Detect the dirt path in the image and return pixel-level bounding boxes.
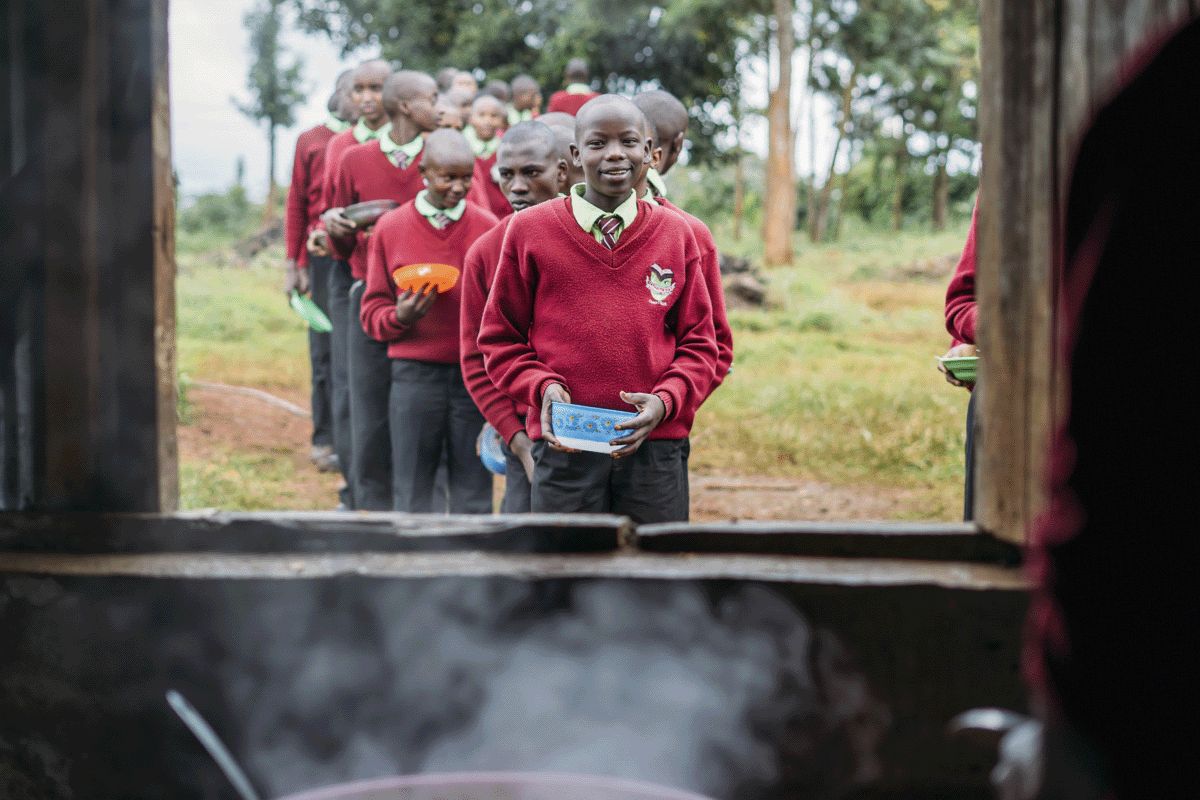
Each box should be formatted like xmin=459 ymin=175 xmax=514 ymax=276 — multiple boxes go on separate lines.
xmin=180 ymin=384 xmax=917 ymax=520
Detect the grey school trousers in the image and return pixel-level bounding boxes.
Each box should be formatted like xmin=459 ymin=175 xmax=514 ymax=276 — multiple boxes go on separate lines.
xmin=326 ymin=258 xmax=355 ymax=507
xmin=347 ymin=279 xmax=394 ymax=511
xmin=306 ymin=254 xmax=334 ymax=449
xmin=388 ymin=358 xmax=492 ymax=514
xmin=530 ymin=438 xmax=690 ymax=523
xmin=500 ymin=436 xmax=532 ymax=513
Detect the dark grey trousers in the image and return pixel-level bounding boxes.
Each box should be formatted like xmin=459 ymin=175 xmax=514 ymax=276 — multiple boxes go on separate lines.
xmin=347 ymin=279 xmax=394 ymax=511
xmin=326 ymin=258 xmax=354 ymax=507
xmin=500 ymin=435 xmax=532 ymax=513
xmin=964 ymin=387 xmax=977 ymax=522
xmin=388 ymin=359 xmax=492 ymax=514
xmin=306 ymin=254 xmax=334 ymax=448
xmin=530 ymin=438 xmax=690 ymax=523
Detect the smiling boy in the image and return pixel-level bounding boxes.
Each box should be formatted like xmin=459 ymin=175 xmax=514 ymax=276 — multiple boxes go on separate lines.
xmin=459 ymin=122 xmax=567 ymax=512
xmin=360 ymin=130 xmax=498 ymax=513
xmin=464 ymin=95 xmax=513 ymax=218
xmin=478 ymin=95 xmax=718 ymax=522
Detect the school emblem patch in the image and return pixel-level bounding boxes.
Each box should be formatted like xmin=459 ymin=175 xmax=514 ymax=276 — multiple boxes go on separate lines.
xmin=645 ymin=263 xmax=676 ymax=306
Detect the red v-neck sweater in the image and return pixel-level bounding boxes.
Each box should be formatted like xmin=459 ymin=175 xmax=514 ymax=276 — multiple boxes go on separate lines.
xmin=361 ymin=200 xmax=498 ymax=363
xmin=460 ymin=215 xmax=527 ymax=444
xmin=328 ymin=141 xmax=427 ymax=281
xmin=471 ymin=152 xmax=513 ymax=220
xmin=653 ymin=196 xmax=734 ymax=392
xmin=285 ymin=123 xmax=336 ymax=267
xmin=478 ymin=196 xmax=718 ymax=441
xmin=320 ymin=129 xmax=359 ymax=216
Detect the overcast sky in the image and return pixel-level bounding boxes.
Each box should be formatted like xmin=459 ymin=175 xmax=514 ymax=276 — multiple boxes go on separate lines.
xmin=168 ymin=0 xmax=845 ymax=203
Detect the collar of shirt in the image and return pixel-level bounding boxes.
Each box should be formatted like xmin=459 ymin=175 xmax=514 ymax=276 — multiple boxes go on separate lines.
xmin=566 ymin=83 xmax=592 ymax=94
xmin=378 ymin=131 xmax=425 ymax=167
xmin=415 ymin=189 xmax=466 ymax=227
xmin=325 ymin=115 xmax=351 ymax=134
xmin=570 ymin=183 xmax=638 ymax=244
xmin=463 ymin=125 xmax=500 ymax=158
xmin=353 ymin=118 xmax=392 ymax=144
xmin=508 ymin=108 xmax=534 ymax=126
xmin=646 ymin=167 xmax=668 ymax=198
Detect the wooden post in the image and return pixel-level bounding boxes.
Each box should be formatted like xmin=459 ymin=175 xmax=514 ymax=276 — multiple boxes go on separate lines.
xmin=976 ymin=0 xmax=1197 ymax=543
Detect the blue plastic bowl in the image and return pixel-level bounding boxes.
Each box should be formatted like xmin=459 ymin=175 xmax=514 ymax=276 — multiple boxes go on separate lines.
xmin=550 ymin=402 xmax=639 ymax=454
xmin=479 ymin=423 xmax=506 ymax=475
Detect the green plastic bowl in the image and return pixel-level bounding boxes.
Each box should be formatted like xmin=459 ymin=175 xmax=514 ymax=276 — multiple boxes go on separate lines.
xmin=290 ymin=292 xmax=333 ymax=333
xmin=938 ymin=355 xmax=978 ymax=383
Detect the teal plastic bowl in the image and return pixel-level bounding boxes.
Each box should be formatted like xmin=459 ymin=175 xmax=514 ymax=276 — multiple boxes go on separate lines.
xmin=550 ymin=402 xmax=638 ymax=454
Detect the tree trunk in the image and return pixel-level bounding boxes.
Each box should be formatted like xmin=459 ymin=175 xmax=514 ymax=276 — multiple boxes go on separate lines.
xmin=805 ymin=32 xmax=818 ymax=243
xmin=931 ymin=157 xmax=948 ymax=231
xmin=733 ymin=148 xmax=744 ymax=242
xmin=762 ymin=0 xmax=796 ymax=267
xmin=891 ymin=141 xmax=905 ymax=231
xmin=265 ymin=123 xmax=277 ymax=223
xmin=810 ymin=71 xmax=854 ymax=243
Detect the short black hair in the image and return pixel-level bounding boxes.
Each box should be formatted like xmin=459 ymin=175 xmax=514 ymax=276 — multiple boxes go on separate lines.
xmin=498 ymin=120 xmax=559 ymax=157
xmin=564 ymin=58 xmax=590 ymax=84
xmin=484 ymin=79 xmax=511 ymax=102
xmin=633 ymin=90 xmax=689 ymax=146
xmin=435 ymin=67 xmax=459 ymax=92
xmin=511 ymin=74 xmax=539 ymax=94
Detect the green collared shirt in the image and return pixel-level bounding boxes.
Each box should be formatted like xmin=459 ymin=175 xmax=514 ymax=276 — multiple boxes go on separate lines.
xmin=463 ymin=125 xmax=499 ymax=158
xmin=570 ymin=183 xmax=638 ymax=246
xmin=415 ymin=190 xmax=466 ymax=229
xmin=565 ymin=83 xmax=592 ymax=94
xmin=353 ymin=118 xmax=392 ymax=144
xmin=325 ymin=114 xmax=351 ymax=134
xmin=378 ymin=131 xmax=424 ymax=168
xmin=508 ymin=108 xmax=535 ymax=126
xmin=646 ymin=167 xmax=668 ymax=198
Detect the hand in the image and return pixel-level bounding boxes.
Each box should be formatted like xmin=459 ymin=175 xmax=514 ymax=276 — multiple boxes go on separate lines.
xmin=540 ymin=383 xmax=579 ymax=453
xmin=610 ymin=390 xmax=666 ymax=457
xmin=284 ymin=258 xmax=309 ymax=297
xmin=394 ymin=284 xmax=438 ymax=326
xmin=306 ymin=228 xmax=330 ymax=257
xmin=939 ymin=343 xmax=978 ymax=388
xmin=509 ymin=431 xmax=536 ymax=481
xmin=321 ymin=207 xmax=356 ymax=239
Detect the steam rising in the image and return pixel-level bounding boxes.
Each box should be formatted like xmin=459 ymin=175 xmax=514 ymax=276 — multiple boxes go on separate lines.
xmin=215 ymin=579 xmax=890 ymax=800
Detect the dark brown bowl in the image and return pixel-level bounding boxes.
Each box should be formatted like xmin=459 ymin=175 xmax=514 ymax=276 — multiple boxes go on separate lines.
xmin=344 ymin=199 xmax=400 ymax=226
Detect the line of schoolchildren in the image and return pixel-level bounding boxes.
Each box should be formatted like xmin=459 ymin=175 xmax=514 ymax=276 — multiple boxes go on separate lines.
xmin=285 ymin=58 xmax=732 ymax=524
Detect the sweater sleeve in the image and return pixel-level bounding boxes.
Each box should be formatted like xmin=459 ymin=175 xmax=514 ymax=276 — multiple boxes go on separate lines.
xmin=945 ymin=197 xmax=979 ymax=346
xmin=284 ymin=137 xmax=309 ymax=263
xmin=459 ymin=235 xmax=527 ymax=444
xmin=359 ymin=219 xmax=411 ymax=343
xmin=697 ymin=234 xmax=733 ymax=393
xmin=651 ymin=242 xmax=719 ymax=422
xmin=327 ymin=151 xmax=358 ymax=263
xmin=478 ymin=224 xmax=568 ymax=411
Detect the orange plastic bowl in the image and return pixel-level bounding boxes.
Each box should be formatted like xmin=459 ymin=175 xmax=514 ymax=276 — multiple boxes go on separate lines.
xmin=392 ymin=263 xmax=460 ymax=293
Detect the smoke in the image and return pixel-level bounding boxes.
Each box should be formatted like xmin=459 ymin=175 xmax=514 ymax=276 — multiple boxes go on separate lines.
xmin=214 ymin=578 xmax=890 ymax=800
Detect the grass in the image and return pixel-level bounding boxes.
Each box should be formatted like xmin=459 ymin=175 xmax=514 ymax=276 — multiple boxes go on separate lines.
xmin=175 ymin=216 xmax=973 ymax=520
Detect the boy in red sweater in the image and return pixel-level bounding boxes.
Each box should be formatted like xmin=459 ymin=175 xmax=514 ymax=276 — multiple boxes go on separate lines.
xmin=507 ymin=75 xmax=542 ymax=125
xmin=478 ymin=95 xmax=718 ymax=523
xmin=546 ymin=58 xmax=599 ymax=115
xmin=633 ymin=93 xmax=733 ymax=392
xmin=284 ymin=70 xmax=354 ymax=476
xmin=361 ymin=129 xmax=499 ymax=513
xmin=460 ymin=121 xmax=567 ymax=512
xmin=464 ymin=95 xmax=512 ymax=219
xmin=326 ymin=69 xmax=440 ymax=510
xmin=315 ymin=59 xmax=393 ymax=510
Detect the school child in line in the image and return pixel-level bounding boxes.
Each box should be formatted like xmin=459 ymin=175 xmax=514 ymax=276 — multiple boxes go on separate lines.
xmin=632 ymin=90 xmax=688 ymax=196
xmin=633 ymin=94 xmax=733 ymax=390
xmin=484 ymin=79 xmax=511 ymax=104
xmin=546 ymin=58 xmax=599 ymax=115
xmin=445 ymin=87 xmax=476 ymax=124
xmin=285 ymin=70 xmax=355 ymax=480
xmin=508 ymin=75 xmax=542 ymax=126
xmin=360 ymin=129 xmax=498 ymax=513
xmin=434 ymin=96 xmax=465 ymax=131
xmin=459 ymin=121 xmax=568 ymax=512
xmin=537 ymin=112 xmax=585 ymax=192
xmin=435 ymin=67 xmax=459 ymax=93
xmin=316 ymin=59 xmax=394 ymax=510
xmin=326 ymin=70 xmax=440 ymax=510
xmin=451 ymin=70 xmax=478 ymax=95
xmin=478 ymin=96 xmax=719 ymax=523
xmin=464 ymin=95 xmax=513 ymax=219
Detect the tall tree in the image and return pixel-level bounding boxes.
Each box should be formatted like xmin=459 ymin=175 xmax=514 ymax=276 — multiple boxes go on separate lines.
xmin=762 ymin=0 xmax=796 ymax=266
xmin=234 ymin=0 xmax=307 ymax=220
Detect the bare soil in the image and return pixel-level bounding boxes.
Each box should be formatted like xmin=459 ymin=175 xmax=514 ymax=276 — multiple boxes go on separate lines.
xmin=180 ymin=384 xmax=917 ymax=520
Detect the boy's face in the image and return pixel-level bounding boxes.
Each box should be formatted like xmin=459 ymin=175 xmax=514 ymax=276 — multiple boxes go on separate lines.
xmin=420 ymin=156 xmax=475 ymax=209
xmin=469 ymin=102 xmax=507 ymax=141
xmin=352 ymin=66 xmax=390 ymax=125
xmin=435 ymin=102 xmax=464 ymax=131
xmin=497 ymin=140 xmax=565 ymax=212
xmin=571 ymin=106 xmax=651 ymax=200
xmin=514 ymin=89 xmax=541 ymax=111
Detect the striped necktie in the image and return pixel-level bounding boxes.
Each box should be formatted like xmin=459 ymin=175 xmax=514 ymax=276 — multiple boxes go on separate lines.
xmin=433 ymin=212 xmax=450 ymax=229
xmin=393 ymin=152 xmax=410 ymax=169
xmin=597 ymin=215 xmax=621 ymax=249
